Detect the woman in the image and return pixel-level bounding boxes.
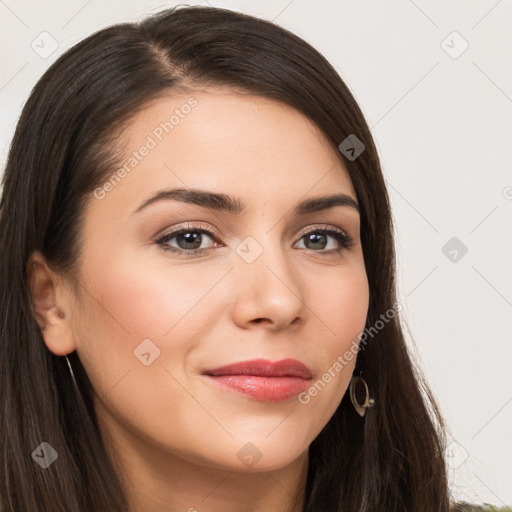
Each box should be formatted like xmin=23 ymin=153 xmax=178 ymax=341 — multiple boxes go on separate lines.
xmin=0 ymin=5 xmax=451 ymax=511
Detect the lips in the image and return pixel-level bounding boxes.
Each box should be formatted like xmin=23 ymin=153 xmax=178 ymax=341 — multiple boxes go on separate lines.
xmin=202 ymin=358 xmax=313 ymax=380
xmin=202 ymin=358 xmax=313 ymax=402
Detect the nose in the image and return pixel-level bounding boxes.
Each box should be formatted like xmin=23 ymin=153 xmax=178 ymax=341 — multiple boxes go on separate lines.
xmin=230 ymin=237 xmax=307 ymax=330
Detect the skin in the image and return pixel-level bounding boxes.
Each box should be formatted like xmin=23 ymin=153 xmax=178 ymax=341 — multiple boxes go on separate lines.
xmin=28 ymin=88 xmax=369 ymax=512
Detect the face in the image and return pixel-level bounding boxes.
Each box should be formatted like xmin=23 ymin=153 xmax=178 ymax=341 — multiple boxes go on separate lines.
xmin=35 ymin=88 xmax=369 ymax=474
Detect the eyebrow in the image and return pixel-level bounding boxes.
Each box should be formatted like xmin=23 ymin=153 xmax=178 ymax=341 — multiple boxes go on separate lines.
xmin=132 ymin=188 xmax=360 ymax=216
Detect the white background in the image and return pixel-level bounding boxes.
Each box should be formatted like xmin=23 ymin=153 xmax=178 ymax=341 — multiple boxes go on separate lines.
xmin=1 ymin=0 xmax=511 ymax=506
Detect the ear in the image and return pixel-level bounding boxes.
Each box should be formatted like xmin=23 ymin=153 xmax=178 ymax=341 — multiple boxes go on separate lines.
xmin=26 ymin=251 xmax=77 ymax=356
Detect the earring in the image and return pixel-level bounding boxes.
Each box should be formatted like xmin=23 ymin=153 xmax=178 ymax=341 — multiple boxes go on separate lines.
xmin=349 ymin=375 xmax=375 ymax=417
xmin=65 ymin=354 xmax=77 ymax=386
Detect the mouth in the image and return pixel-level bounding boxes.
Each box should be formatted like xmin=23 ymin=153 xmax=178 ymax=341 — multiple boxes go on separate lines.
xmin=202 ymin=358 xmax=313 ymax=402
xmin=202 ymin=358 xmax=313 ymax=379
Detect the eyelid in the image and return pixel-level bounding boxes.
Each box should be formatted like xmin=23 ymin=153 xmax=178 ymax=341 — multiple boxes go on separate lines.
xmin=155 ymin=221 xmax=222 ymax=242
xmin=296 ymin=223 xmax=348 ymax=239
xmin=156 ymin=222 xmax=351 ymax=244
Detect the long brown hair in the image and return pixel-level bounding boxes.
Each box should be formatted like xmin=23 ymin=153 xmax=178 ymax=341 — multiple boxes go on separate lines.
xmin=0 ymin=5 xmax=450 ymax=511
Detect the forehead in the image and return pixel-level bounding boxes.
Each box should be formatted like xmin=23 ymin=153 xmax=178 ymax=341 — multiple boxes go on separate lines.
xmin=88 ymin=88 xmax=356 ymax=221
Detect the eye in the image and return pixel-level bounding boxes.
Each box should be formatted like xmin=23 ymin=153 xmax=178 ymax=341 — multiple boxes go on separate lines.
xmin=155 ymin=223 xmax=221 ymax=257
xmin=295 ymin=226 xmax=355 ymax=254
xmin=155 ymin=223 xmax=355 ymax=258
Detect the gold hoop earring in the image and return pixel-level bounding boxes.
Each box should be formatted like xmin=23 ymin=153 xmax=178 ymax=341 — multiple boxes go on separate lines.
xmin=349 ymin=375 xmax=375 ymax=417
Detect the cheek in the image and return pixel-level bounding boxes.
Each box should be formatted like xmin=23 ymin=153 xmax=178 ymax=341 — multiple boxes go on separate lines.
xmin=71 ymin=251 xmax=219 ymax=445
xmin=78 ymin=247 xmax=220 ymax=339
xmin=72 ymin=248 xmax=227 ymax=389
xmin=314 ymin=264 xmax=369 ymax=392
xmin=319 ymin=263 xmax=370 ymax=351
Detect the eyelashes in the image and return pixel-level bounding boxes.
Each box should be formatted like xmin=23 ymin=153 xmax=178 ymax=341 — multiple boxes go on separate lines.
xmin=155 ymin=222 xmax=356 ymax=258
xmin=156 ymin=224 xmax=221 ymax=257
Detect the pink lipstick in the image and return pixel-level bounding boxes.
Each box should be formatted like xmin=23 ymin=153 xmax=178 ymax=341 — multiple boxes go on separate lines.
xmin=202 ymin=358 xmax=312 ymax=402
